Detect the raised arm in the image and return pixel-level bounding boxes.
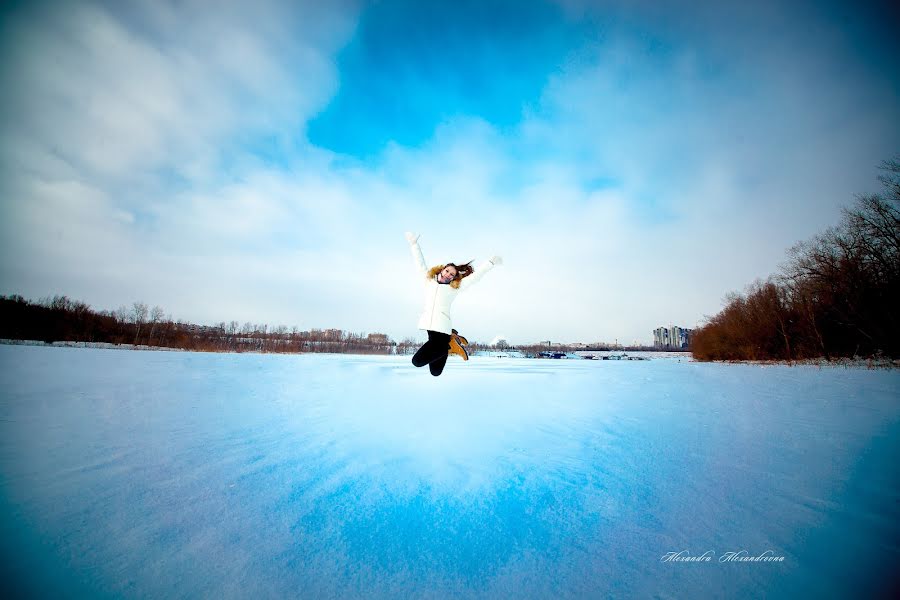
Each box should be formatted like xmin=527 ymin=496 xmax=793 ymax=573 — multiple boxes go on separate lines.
xmin=406 ymin=231 xmax=427 ymax=277
xmin=459 ymin=255 xmax=503 ymax=291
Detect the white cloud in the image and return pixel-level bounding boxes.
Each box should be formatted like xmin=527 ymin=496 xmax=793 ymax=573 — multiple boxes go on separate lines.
xmin=1 ymin=1 xmax=352 ymax=180
xmin=1 ymin=0 xmax=358 ymax=321
xmin=1 ymin=0 xmax=897 ymax=347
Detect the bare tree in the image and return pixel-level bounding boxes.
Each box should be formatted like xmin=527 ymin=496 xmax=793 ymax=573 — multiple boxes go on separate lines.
xmin=147 ymin=305 xmax=165 ymax=346
xmin=132 ymin=302 xmax=149 ymax=345
xmin=696 ymin=157 xmax=900 ymax=360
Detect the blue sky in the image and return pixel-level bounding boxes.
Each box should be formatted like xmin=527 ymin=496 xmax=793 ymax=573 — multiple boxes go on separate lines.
xmin=1 ymin=0 xmax=898 ymax=345
xmin=307 ymin=0 xmax=591 ymax=157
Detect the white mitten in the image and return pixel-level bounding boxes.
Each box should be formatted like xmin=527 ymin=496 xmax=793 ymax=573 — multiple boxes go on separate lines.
xmin=405 ymin=231 xmax=420 ymax=244
xmin=490 ymin=255 xmax=503 ymax=266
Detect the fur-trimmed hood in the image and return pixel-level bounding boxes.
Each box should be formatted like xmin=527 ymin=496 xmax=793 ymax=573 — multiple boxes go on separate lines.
xmin=426 ymin=264 xmax=471 ymax=289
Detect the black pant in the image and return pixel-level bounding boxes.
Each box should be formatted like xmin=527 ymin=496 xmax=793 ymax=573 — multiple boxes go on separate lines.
xmin=411 ymin=330 xmax=451 ymax=376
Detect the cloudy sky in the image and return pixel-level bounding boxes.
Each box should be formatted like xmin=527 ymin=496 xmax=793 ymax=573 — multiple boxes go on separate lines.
xmin=1 ymin=0 xmax=898 ymax=346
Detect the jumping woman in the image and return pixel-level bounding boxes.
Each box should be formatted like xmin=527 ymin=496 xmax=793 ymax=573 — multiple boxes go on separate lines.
xmin=405 ymin=231 xmax=503 ymax=376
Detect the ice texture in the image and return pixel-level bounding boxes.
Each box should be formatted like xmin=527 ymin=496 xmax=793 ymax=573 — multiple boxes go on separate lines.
xmin=1 ymin=346 xmax=898 ymax=598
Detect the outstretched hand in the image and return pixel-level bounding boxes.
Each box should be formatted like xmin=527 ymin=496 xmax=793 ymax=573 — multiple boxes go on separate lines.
xmin=490 ymin=255 xmax=503 ymax=266
xmin=405 ymin=231 xmax=420 ymax=244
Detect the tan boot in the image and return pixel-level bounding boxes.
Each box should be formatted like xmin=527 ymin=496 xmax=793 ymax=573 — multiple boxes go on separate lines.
xmin=449 ymin=330 xmax=469 ymax=360
xmin=451 ymin=329 xmax=469 ymax=346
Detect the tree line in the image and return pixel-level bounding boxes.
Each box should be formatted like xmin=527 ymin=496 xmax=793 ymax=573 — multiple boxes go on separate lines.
xmin=0 ymin=294 xmax=649 ymax=357
xmin=692 ymin=159 xmax=900 ymax=361
xmin=0 ymin=295 xmax=396 ymax=354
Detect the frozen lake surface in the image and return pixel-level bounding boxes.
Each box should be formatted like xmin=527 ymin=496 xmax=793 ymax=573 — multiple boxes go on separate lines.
xmin=1 ymin=345 xmax=899 ymax=598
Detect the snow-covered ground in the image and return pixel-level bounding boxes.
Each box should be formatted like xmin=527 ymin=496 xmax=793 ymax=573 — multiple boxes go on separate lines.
xmin=1 ymin=345 xmax=898 ymax=598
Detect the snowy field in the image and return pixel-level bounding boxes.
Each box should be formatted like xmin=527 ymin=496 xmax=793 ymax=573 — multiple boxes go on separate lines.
xmin=1 ymin=345 xmax=899 ymax=598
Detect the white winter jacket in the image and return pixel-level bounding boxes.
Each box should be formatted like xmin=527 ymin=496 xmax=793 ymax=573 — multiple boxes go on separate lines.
xmin=409 ymin=239 xmax=496 ymax=334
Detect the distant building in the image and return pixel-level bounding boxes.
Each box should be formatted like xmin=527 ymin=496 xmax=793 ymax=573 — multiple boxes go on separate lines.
xmin=185 ymin=324 xmax=224 ymax=334
xmin=653 ymin=325 xmax=692 ymax=349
